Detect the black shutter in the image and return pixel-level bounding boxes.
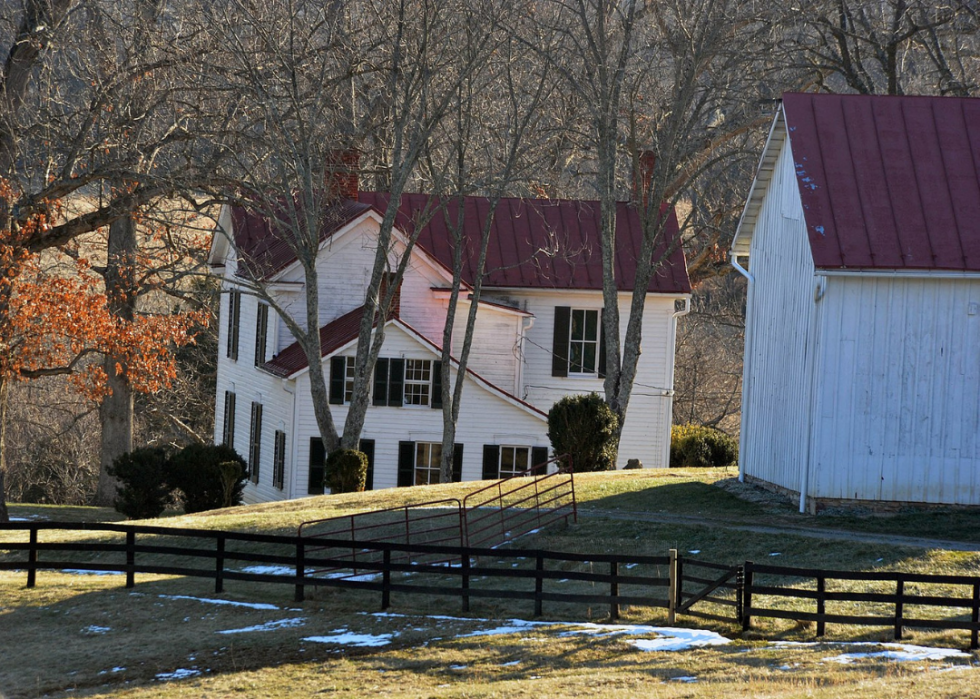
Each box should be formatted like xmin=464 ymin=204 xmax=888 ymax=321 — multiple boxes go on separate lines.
xmin=249 ymin=403 xmax=263 ymax=484
xmin=452 ymin=443 xmax=464 ymax=482
xmin=431 ymin=360 xmax=443 ymax=409
xmin=397 ymin=441 xmax=415 ymax=487
xmin=308 ymin=438 xmax=325 ymax=495
xmin=482 ymin=445 xmax=500 ymax=480
xmin=222 ymin=391 xmax=236 ymax=447
xmin=388 ymin=358 xmax=405 ymax=407
xmin=552 ymin=306 xmax=570 ymax=377
xmin=273 ymin=430 xmax=286 ymax=490
xmin=329 ymin=357 xmax=346 ymax=404
xmin=254 ymin=303 xmax=268 ymax=367
xmin=227 ymin=290 xmax=240 ymax=360
xmin=597 ymin=310 xmax=607 ymax=378
xmin=359 ymin=439 xmax=375 ymax=491
xmin=373 ymin=358 xmax=389 ymax=406
xmin=531 ymin=447 xmax=550 ymax=472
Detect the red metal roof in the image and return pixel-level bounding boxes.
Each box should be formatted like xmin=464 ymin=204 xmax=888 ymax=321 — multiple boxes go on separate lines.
xmin=231 ymin=193 xmax=691 ymax=294
xmin=782 ymin=92 xmax=980 ymax=272
xmin=261 ymin=305 xmax=367 ymax=377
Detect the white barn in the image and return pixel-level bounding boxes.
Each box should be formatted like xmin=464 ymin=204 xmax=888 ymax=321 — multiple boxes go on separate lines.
xmin=209 ymin=185 xmax=691 ymax=504
xmin=733 ymin=92 xmax=980 ymax=512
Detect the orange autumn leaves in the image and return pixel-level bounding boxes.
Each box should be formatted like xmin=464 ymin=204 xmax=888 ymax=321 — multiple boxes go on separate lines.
xmin=0 ymin=185 xmax=206 ymax=401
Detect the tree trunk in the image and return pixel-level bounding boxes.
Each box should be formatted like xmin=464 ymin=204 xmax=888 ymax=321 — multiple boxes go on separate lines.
xmin=0 ymin=375 xmax=10 ymax=523
xmin=95 ymin=214 xmax=137 ymax=506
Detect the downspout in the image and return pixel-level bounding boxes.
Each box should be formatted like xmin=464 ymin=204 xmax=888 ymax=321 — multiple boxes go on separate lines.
xmin=731 ymin=253 xmax=754 ymax=483
xmin=283 ymin=380 xmax=297 ymax=499
xmin=662 ymin=297 xmax=691 ymax=469
xmin=518 ymin=315 xmax=535 ymax=399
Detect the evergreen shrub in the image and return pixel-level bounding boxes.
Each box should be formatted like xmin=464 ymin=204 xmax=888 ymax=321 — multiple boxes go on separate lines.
xmin=547 ymin=393 xmax=618 ymax=472
xmin=107 ymin=447 xmax=172 ymax=520
xmin=324 ymin=449 xmax=368 ymax=493
xmin=167 ymin=443 xmax=247 ymax=513
xmin=670 ymin=424 xmax=738 ymax=467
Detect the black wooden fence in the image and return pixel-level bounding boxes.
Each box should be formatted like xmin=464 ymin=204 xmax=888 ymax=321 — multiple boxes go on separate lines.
xmin=3 ymin=522 xmax=979 ymax=649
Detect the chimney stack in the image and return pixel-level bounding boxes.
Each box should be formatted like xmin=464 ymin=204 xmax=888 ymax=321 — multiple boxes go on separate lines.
xmin=633 ymin=150 xmax=656 ymax=207
xmin=326 ymin=149 xmax=359 ymax=201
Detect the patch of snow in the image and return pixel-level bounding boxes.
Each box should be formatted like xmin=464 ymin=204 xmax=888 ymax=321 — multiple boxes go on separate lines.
xmin=774 ymin=641 xmax=970 ymax=663
xmin=61 ymin=569 xmax=124 ymax=576
xmin=769 ymin=552 xmax=781 ymax=557
xmin=158 ymin=594 xmax=279 ymax=611
xmin=218 ymin=618 xmax=306 ymax=635
xmin=155 ymin=668 xmax=202 ymax=681
xmin=450 ymin=664 xmax=467 ymax=670
xmin=98 ymin=667 xmax=126 ymax=675
xmin=671 ymin=676 xmax=698 ymax=682
xmin=501 ymin=660 xmax=521 ymax=667
xmin=688 ymin=550 xmax=701 ymax=555
xmin=303 ymin=631 xmax=394 ymax=647
xmin=82 ymin=625 xmax=111 ymax=635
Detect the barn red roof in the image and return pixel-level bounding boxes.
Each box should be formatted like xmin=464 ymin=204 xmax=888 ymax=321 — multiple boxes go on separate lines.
xmin=782 ymin=92 xmax=980 ymax=272
xmin=230 ymin=193 xmax=691 ymax=294
xmin=261 ymin=305 xmax=367 ymax=377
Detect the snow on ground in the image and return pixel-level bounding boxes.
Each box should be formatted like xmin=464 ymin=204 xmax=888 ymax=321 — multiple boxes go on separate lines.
xmin=218 ymin=618 xmax=307 ymax=635
xmin=155 ymin=669 xmax=203 ymax=681
xmin=81 ymin=625 xmax=111 ymax=635
xmin=774 ymin=640 xmax=971 ymax=663
xmin=158 ymin=594 xmax=280 ymax=611
xmin=240 ymin=565 xmax=381 ymax=582
xmin=303 ymin=630 xmax=395 ymax=647
xmin=61 ymin=569 xmax=124 ymax=576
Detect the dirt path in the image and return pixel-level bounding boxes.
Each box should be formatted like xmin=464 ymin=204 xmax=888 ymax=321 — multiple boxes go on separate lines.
xmin=579 ymin=507 xmax=980 ymax=552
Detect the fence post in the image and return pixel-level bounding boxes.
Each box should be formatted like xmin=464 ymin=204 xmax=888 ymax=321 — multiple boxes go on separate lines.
xmin=294 ymin=539 xmax=305 ymax=603
xmin=215 ymin=534 xmax=225 ymax=594
xmin=667 ymin=549 xmax=678 ymax=624
xmin=461 ymin=553 xmax=471 ymax=613
xmin=125 ymin=530 xmax=136 ymax=589
xmin=609 ymin=561 xmax=619 ymax=620
xmin=816 ymin=575 xmax=826 ymax=637
xmin=741 ymin=561 xmax=754 ymax=632
xmin=735 ymin=564 xmax=744 ymax=625
xmin=972 ymin=582 xmax=979 ymax=651
xmin=26 ymin=528 xmax=38 ymax=589
xmin=894 ymin=577 xmax=904 ymax=641
xmin=534 ymin=554 xmax=544 ymax=617
xmin=381 ymin=549 xmax=391 ymax=610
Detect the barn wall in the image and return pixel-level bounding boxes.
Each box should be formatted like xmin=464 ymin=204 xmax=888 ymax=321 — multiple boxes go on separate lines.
xmin=740 ymin=135 xmax=817 ymax=494
xmin=809 ymin=276 xmax=980 ymax=504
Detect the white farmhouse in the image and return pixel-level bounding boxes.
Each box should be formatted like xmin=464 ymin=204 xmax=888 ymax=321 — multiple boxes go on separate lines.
xmin=733 ymin=92 xmax=980 ymax=512
xmin=209 ymin=184 xmax=691 ymax=503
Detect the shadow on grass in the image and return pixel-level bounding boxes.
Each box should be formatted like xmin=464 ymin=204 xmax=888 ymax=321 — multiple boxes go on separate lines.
xmin=579 ymin=480 xmax=770 ymax=519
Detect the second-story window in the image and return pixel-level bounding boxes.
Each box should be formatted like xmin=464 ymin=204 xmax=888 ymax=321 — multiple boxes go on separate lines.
xmin=226 ymin=289 xmax=241 ymax=360
xmin=254 ymin=303 xmax=269 ymax=367
xmin=404 ymin=359 xmax=432 ymax=406
xmin=552 ymin=306 xmax=605 ymax=377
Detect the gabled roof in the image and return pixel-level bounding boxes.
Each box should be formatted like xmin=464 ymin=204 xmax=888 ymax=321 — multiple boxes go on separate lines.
xmin=736 ymin=92 xmax=980 ymax=272
xmin=261 ymin=308 xmax=546 ymax=420
xmin=227 ymin=193 xmax=691 ymax=294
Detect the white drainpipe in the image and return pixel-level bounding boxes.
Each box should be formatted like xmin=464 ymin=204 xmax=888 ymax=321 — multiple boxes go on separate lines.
xmin=730 ymin=253 xmax=754 ymax=483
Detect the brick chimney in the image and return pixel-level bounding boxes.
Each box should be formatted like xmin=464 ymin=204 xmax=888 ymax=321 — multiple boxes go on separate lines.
xmin=633 ymin=150 xmax=656 ymax=207
xmin=326 ymin=149 xmax=359 ymax=201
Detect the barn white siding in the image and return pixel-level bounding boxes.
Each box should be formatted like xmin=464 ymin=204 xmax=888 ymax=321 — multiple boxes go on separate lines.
xmin=808 ymin=275 xmax=980 ymax=504
xmin=739 ymin=134 xmax=818 ymax=495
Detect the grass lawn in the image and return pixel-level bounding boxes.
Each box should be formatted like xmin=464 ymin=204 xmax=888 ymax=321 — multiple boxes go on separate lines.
xmin=3 ymin=468 xmax=980 ymax=698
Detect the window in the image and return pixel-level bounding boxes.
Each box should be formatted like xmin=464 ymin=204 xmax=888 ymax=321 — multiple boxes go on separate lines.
xmin=398 ymin=441 xmax=462 ymax=486
xmin=404 ymin=359 xmax=431 ymax=406
xmin=308 ymin=438 xmax=375 ymax=494
xmin=254 ymin=303 xmax=269 ymax=367
xmin=373 ymin=358 xmax=442 ymax=408
xmin=248 ymin=402 xmax=263 ymax=484
xmin=222 ymin=391 xmax=236 ymax=447
xmin=273 ymin=430 xmax=286 ymax=490
xmin=482 ymin=445 xmax=549 ymax=480
xmin=552 ymin=306 xmax=605 ymax=377
xmin=226 ymin=289 xmax=241 ymax=360
xmin=329 ymin=357 xmax=357 ymax=405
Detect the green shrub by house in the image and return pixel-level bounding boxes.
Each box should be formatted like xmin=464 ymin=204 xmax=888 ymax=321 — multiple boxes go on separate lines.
xmin=670 ymin=424 xmax=738 ymax=467
xmin=167 ymin=443 xmax=247 ymax=513
xmin=547 ymin=393 xmax=618 ymax=472
xmin=107 ymin=447 xmax=173 ymax=520
xmin=324 ymin=449 xmax=368 ymax=493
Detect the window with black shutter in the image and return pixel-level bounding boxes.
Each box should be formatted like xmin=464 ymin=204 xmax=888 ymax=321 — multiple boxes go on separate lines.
xmin=552 ymin=306 xmax=604 ymax=376
xmin=254 ymin=303 xmax=269 ymax=367
xmin=248 ymin=402 xmax=263 ymax=484
xmin=273 ymin=430 xmax=286 ymax=490
xmin=482 ymin=445 xmax=550 ymax=481
xmin=222 ymin=391 xmax=236 ymax=447
xmin=373 ymin=358 xmax=405 ymax=406
xmin=359 ymin=439 xmax=375 ymax=490
xmin=227 ymin=289 xmax=241 ymax=360
xmin=308 ymin=438 xmax=326 ymax=494
xmin=482 ymin=445 xmax=500 ymax=480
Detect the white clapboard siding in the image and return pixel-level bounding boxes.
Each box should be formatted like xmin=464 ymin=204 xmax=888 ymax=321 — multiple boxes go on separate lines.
xmin=739 ymin=134 xmax=817 ymax=495
xmin=809 ymin=276 xmax=980 ymax=504
xmin=449 ymin=301 xmax=523 ymax=394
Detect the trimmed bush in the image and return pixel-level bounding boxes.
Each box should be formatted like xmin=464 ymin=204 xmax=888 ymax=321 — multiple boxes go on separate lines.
xmin=547 ymin=393 xmax=619 ymax=473
xmin=107 ymin=447 xmax=172 ymax=520
xmin=325 ymin=449 xmax=368 ymax=494
xmin=167 ymin=443 xmax=247 ymax=513
xmin=670 ymin=424 xmax=738 ymax=467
